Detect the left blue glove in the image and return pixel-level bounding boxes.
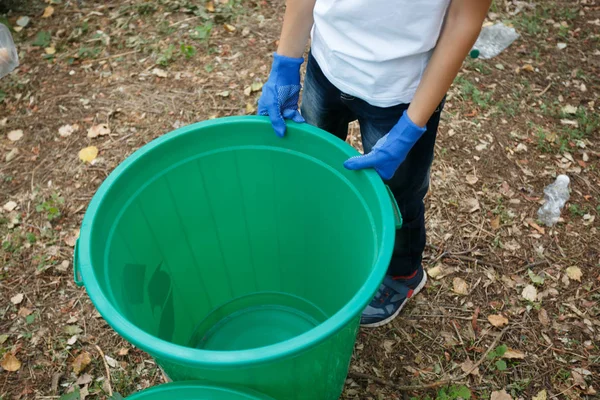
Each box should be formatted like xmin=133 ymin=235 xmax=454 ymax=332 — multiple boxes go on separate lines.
xmin=344 ymin=111 xmax=426 ymax=180
xmin=257 ymin=53 xmax=306 ymax=137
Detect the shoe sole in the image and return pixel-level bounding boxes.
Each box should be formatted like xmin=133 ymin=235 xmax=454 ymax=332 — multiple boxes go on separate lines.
xmin=360 ymin=270 xmax=428 ymax=328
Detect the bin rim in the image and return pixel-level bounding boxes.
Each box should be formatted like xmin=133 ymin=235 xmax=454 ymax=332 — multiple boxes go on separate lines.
xmin=126 ymin=381 xmax=277 ymax=399
xmin=77 ymin=116 xmax=396 ymax=368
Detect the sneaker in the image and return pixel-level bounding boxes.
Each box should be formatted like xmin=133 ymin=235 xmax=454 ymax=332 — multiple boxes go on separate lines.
xmin=360 ymin=266 xmax=427 ymax=328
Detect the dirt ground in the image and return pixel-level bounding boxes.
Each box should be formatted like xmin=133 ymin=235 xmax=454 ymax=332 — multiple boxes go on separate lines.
xmin=0 ymin=0 xmax=599 ymax=399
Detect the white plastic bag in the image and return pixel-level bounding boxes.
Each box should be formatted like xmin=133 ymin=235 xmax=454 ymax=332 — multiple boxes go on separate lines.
xmin=0 ymin=24 xmax=19 ymax=79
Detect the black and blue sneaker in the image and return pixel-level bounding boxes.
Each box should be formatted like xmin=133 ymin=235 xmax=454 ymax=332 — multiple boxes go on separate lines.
xmin=360 ymin=266 xmax=427 ymax=327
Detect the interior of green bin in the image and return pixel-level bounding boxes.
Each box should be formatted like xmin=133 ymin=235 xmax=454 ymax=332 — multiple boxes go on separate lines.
xmin=87 ymin=118 xmax=384 ymax=348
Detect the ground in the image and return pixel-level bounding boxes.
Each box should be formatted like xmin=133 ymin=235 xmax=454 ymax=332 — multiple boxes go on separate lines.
xmin=0 ymin=0 xmax=599 ymax=399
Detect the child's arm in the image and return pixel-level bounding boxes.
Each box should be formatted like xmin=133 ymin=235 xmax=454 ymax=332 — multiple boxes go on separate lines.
xmin=407 ymin=0 xmax=492 ymax=126
xmin=257 ymin=0 xmax=316 ymax=137
xmin=344 ymin=0 xmax=492 ymax=178
xmin=277 ymin=0 xmax=316 ymax=58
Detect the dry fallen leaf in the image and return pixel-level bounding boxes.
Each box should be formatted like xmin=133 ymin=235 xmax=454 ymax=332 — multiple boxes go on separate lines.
xmin=1 ymin=353 xmax=21 ymax=372
xmin=490 ymin=215 xmax=501 ymax=230
xmin=45 ymin=46 xmax=56 ymax=55
xmin=522 ymin=285 xmax=538 ymax=302
xmin=224 ymin=23 xmax=236 ymax=32
xmin=72 ymin=351 xmax=92 ymax=375
xmin=105 ymin=355 xmax=118 ymax=368
xmin=3 ymin=200 xmax=17 ymax=212
xmin=562 ymin=104 xmax=578 ymax=115
xmin=42 ymin=6 xmax=54 ymax=18
xmin=7 ymin=129 xmax=23 ymax=141
xmin=488 ymin=314 xmax=509 ymax=327
xmin=117 ymin=348 xmax=129 ymax=356
xmin=460 ymin=358 xmax=480 ymax=376
xmin=76 ymin=373 xmax=93 ymax=386
xmin=532 ymin=390 xmax=547 ymax=400
xmin=502 ymin=348 xmax=525 ymax=359
xmin=572 ymin=370 xmax=586 ymax=389
xmin=490 ymin=390 xmax=513 ymax=400
xmin=464 ymin=198 xmax=480 ymax=213
xmin=206 ymin=1 xmax=215 ymax=12
xmin=245 ymin=103 xmax=256 ymax=114
xmin=152 ymin=68 xmax=168 ymax=78
xmin=58 ymin=124 xmax=79 ymax=137
xmin=538 ymin=308 xmax=550 ymax=326
xmin=64 ymin=230 xmax=79 ymax=247
xmin=466 ymin=174 xmax=479 ymax=185
xmin=18 ymin=307 xmax=32 ymax=318
xmin=79 ymin=146 xmax=98 ymax=163
xmin=521 ymin=64 xmax=535 ymax=73
xmin=566 ymin=266 xmax=582 ymax=282
xmin=87 ymin=124 xmax=110 ymax=138
xmin=10 ymin=293 xmax=24 ymax=305
xmin=452 ymin=277 xmax=469 ymax=295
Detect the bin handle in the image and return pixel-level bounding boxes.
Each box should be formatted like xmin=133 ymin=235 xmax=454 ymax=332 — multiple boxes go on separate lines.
xmin=73 ymin=238 xmax=84 ymax=287
xmin=386 ymin=185 xmax=403 ymax=229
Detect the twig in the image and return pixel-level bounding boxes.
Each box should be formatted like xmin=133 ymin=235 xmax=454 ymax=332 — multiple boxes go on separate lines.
xmin=349 ymin=326 xmax=509 ymax=391
xmin=536 ymin=82 xmax=552 ymax=97
xmin=427 ymin=244 xmax=501 ymax=269
xmin=549 ymin=384 xmax=578 ymax=399
xmin=169 ymin=15 xmax=201 ymax=27
xmin=94 ymin=344 xmax=113 ymax=397
xmin=516 ymin=259 xmax=551 ymax=274
xmin=443 ymin=254 xmax=502 ymax=269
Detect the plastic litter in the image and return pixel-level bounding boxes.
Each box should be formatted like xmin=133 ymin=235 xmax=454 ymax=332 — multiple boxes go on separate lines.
xmin=0 ymin=24 xmax=19 ymax=79
xmin=537 ymin=175 xmax=570 ymax=227
xmin=470 ymin=23 xmax=520 ymax=59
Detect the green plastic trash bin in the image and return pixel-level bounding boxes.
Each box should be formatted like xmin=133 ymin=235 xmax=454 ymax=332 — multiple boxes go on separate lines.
xmin=126 ymin=382 xmax=275 ymax=400
xmin=74 ymin=116 xmax=400 ymax=400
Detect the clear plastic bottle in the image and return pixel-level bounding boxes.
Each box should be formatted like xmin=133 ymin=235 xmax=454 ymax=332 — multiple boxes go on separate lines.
xmin=0 ymin=24 xmax=19 ymax=79
xmin=470 ymin=23 xmax=520 ymax=59
xmin=537 ymin=175 xmax=570 ymax=227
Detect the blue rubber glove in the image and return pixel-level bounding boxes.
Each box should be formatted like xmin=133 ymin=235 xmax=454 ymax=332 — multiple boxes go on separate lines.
xmin=344 ymin=111 xmax=426 ymax=180
xmin=258 ymin=53 xmax=305 ymax=137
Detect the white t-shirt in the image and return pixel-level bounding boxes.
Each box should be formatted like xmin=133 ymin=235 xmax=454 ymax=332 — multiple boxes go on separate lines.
xmin=311 ymin=0 xmax=451 ymax=107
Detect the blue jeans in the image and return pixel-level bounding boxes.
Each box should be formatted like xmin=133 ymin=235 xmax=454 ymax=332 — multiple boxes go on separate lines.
xmin=301 ymin=52 xmax=443 ymax=277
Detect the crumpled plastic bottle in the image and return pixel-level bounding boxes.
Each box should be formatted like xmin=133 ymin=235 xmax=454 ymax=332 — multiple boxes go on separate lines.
xmin=537 ymin=175 xmax=570 ymax=227
xmin=470 ymin=23 xmax=520 ymax=59
xmin=0 ymin=24 xmax=19 ymax=79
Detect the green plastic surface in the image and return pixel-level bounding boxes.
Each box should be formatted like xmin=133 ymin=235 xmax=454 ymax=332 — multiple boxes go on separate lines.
xmin=76 ymin=116 xmax=400 ymax=400
xmin=126 ymin=382 xmax=275 ymax=400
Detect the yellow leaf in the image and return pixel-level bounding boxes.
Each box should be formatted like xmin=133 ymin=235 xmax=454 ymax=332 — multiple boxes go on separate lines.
xmin=45 ymin=46 xmax=56 ymax=55
xmin=206 ymin=1 xmax=215 ymax=12
xmin=521 ymin=64 xmax=535 ymax=73
xmin=72 ymin=351 xmax=92 ymax=375
xmin=487 ymin=314 xmax=509 ymax=327
xmin=42 ymin=6 xmax=54 ymax=18
xmin=566 ymin=266 xmax=582 ymax=282
xmin=452 ymin=277 xmax=469 ymax=295
xmin=78 ymin=146 xmax=98 ymax=163
xmin=223 ymin=23 xmax=236 ymax=33
xmin=532 ymin=390 xmax=547 ymax=400
xmin=245 ymin=103 xmax=256 ymax=114
xmin=1 ymin=353 xmax=21 ymax=372
xmin=490 ymin=215 xmax=501 ymax=230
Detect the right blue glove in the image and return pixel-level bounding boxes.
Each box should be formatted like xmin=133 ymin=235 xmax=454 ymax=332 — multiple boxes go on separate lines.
xmin=257 ymin=53 xmax=305 ymax=137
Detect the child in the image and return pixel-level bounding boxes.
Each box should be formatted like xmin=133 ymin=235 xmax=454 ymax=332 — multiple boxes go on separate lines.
xmin=258 ymin=0 xmax=492 ymax=327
